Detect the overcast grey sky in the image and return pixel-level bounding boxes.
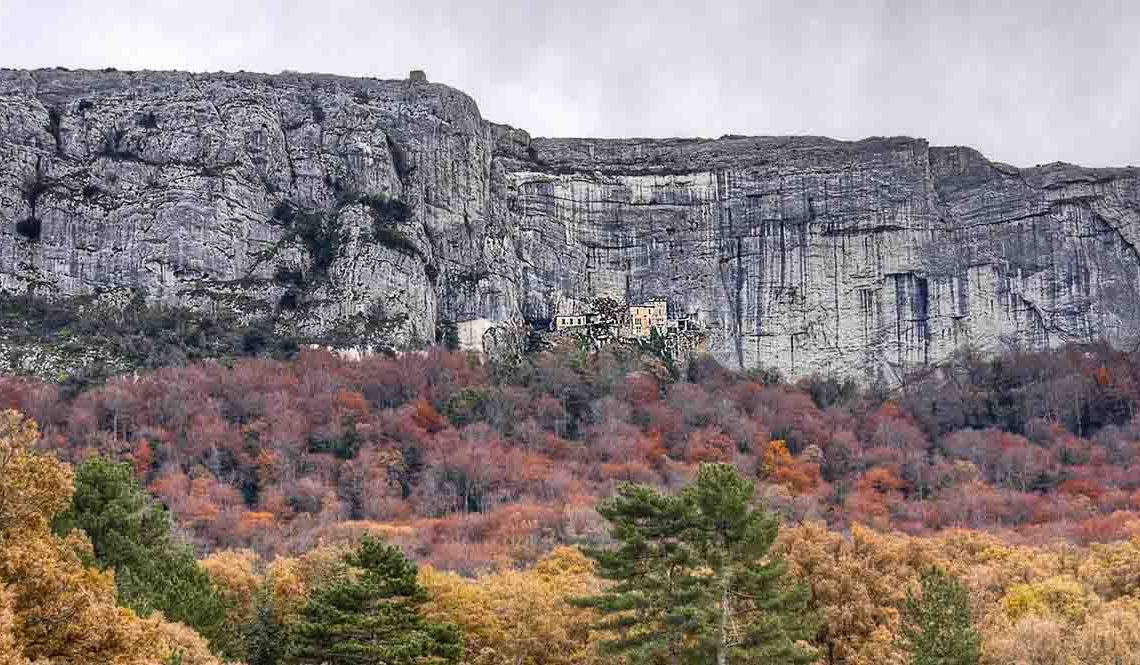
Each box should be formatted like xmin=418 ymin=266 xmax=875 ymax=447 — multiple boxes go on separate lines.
xmin=1 ymin=0 xmax=1137 ymax=167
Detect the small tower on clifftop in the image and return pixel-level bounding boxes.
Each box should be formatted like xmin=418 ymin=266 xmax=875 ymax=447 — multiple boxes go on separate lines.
xmin=409 ymin=70 xmax=427 ymax=84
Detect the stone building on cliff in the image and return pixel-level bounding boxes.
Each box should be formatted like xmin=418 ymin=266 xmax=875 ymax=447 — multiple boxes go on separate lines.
xmin=552 ymin=298 xmax=706 ymax=357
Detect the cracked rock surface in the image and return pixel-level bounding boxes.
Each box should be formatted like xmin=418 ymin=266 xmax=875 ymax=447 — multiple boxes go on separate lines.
xmin=2 ymin=68 xmax=1138 ymax=381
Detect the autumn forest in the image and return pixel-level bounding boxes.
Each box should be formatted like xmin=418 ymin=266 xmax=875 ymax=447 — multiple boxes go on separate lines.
xmin=5 ymin=339 xmax=1140 ymax=665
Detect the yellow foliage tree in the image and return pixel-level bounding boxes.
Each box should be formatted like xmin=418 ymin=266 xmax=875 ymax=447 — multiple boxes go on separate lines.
xmin=264 ymin=543 xmax=353 ymax=623
xmin=1069 ymin=599 xmax=1140 ymax=665
xmin=419 ymin=547 xmax=602 ymax=665
xmin=928 ymin=530 xmax=1064 ymax=610
xmin=981 ymin=613 xmax=1068 ymax=665
xmin=982 ymin=599 xmax=1140 ymax=665
xmin=0 ymin=410 xmax=72 ymax=537
xmin=1000 ymin=576 xmax=1093 ymax=624
xmin=0 ymin=410 xmax=221 ymax=665
xmin=201 ymin=549 xmax=261 ymax=628
xmin=0 ymin=583 xmax=26 ymax=665
xmin=776 ymin=522 xmax=940 ymax=665
xmin=1078 ymin=538 xmax=1140 ymax=601
xmin=151 ymin=619 xmax=223 ymax=665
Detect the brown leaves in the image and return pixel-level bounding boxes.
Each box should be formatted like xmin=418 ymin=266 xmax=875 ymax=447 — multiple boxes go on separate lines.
xmin=0 ymin=411 xmax=72 ymax=538
xmin=201 ymin=549 xmax=261 ymax=627
xmin=0 ymin=410 xmax=222 ymax=665
xmin=777 ymin=522 xmax=937 ymax=665
xmin=419 ymin=547 xmax=602 ymax=665
xmin=0 ymin=583 xmax=26 ymax=665
xmin=761 ymin=439 xmax=822 ymax=495
xmin=776 ymin=521 xmax=1140 ymax=665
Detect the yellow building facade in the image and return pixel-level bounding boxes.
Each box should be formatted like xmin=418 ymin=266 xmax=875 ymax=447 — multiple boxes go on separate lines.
xmin=554 ymin=299 xmax=672 ymax=339
xmin=625 ymin=300 xmax=668 ymax=338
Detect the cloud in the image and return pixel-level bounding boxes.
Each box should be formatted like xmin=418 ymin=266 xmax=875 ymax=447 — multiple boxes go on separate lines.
xmin=1 ymin=0 xmax=1137 ymax=166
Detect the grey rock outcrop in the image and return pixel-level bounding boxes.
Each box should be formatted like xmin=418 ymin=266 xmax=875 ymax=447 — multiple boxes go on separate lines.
xmin=1 ymin=68 xmax=1138 ymax=382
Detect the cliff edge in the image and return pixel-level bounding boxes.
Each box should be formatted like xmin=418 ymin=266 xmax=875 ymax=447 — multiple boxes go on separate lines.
xmin=2 ymin=68 xmax=1138 ymax=381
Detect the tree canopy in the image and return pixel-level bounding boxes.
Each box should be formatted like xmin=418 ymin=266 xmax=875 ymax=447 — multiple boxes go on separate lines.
xmin=0 ymin=409 xmax=220 ymax=665
xmin=54 ymin=456 xmax=231 ymax=655
xmin=577 ymin=463 xmax=816 ymax=665
xmin=287 ymin=535 xmax=461 ymax=665
xmin=899 ymin=567 xmax=980 ymax=665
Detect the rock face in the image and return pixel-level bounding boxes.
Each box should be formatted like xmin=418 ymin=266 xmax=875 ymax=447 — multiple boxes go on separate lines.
xmin=1 ymin=68 xmax=1138 ymax=381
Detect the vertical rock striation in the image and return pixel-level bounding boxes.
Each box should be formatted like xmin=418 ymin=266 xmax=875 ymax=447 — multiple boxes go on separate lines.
xmin=1 ymin=68 xmax=1138 ymax=381
xmin=496 ymin=135 xmax=1140 ymax=382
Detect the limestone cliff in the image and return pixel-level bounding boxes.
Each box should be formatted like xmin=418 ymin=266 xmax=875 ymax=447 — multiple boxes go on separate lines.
xmin=1 ymin=68 xmax=1138 ymax=381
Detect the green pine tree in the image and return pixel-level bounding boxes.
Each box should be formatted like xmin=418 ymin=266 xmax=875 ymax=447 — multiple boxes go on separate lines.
xmin=246 ymin=589 xmax=287 ymax=665
xmin=53 ymin=457 xmax=232 ymax=655
xmin=576 ymin=463 xmax=816 ymax=665
xmin=286 ymin=535 xmax=461 ymax=665
xmin=684 ymin=463 xmax=817 ymax=665
xmin=574 ymin=482 xmax=704 ymax=665
xmin=899 ymin=567 xmax=981 ymax=665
